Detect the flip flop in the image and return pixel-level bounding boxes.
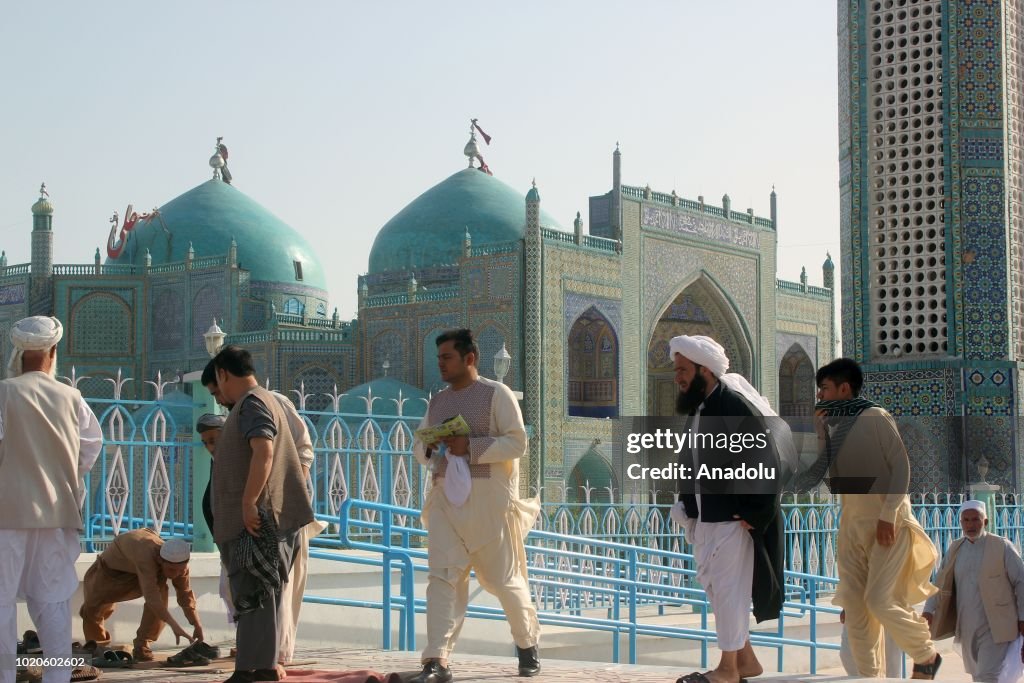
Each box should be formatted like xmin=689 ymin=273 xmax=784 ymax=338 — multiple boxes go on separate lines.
xmin=911 ymin=652 xmax=942 ymax=679
xmin=189 ymin=641 xmax=222 ymax=659
xmin=69 ymin=665 xmax=101 ymax=682
xmin=92 ymin=649 xmax=133 ymax=668
xmin=20 ymin=630 xmax=41 ymax=655
xmin=164 ymin=647 xmax=211 ymax=667
xmin=676 ymin=673 xmax=711 ymax=683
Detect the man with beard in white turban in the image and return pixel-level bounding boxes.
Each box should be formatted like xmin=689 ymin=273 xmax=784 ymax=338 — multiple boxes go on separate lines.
xmin=0 ymin=316 xmax=103 ymax=683
xmin=668 ymin=335 xmax=786 ymax=683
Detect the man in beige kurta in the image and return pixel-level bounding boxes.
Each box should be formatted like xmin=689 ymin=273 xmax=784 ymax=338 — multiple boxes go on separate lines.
xmin=80 ymin=529 xmax=201 ymax=660
xmin=815 ymin=358 xmax=941 ymax=678
xmin=411 ymin=329 xmax=540 ymax=683
xmin=0 ymin=316 xmax=103 ymax=683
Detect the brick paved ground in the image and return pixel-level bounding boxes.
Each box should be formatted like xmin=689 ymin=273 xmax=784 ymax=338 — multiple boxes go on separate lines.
xmin=68 ymin=644 xmax=971 ymax=683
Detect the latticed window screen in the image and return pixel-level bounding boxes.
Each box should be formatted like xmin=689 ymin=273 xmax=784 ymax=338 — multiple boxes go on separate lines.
xmin=866 ymin=0 xmax=947 ymax=358
xmin=72 ymin=294 xmax=131 ymax=356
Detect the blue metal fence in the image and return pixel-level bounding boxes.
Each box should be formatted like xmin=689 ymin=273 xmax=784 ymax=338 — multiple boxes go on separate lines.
xmin=303 ymin=498 xmax=843 ymax=672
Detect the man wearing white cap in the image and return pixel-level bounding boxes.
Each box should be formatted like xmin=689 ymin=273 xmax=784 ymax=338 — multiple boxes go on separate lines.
xmin=0 ymin=316 xmax=103 ymax=683
xmin=668 ymin=335 xmax=785 ymax=683
xmin=80 ymin=528 xmax=203 ymax=661
xmin=923 ymin=500 xmax=1024 ymax=682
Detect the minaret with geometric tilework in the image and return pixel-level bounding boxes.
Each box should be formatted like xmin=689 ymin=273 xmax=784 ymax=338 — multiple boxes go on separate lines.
xmin=839 ymin=0 xmax=1024 ymax=489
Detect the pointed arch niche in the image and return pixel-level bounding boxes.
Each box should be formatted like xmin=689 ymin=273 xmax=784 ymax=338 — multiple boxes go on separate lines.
xmin=567 ymin=306 xmax=619 ymax=418
xmin=778 ymin=343 xmax=815 ymax=432
xmin=566 ymin=445 xmax=615 ymax=504
xmin=646 ymin=276 xmax=753 ymax=417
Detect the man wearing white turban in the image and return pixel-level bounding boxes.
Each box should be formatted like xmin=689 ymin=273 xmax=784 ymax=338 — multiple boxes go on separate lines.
xmin=0 ymin=316 xmax=103 ymax=683
xmin=668 ymin=335 xmax=785 ymax=683
xmin=923 ymin=500 xmax=1024 ymax=682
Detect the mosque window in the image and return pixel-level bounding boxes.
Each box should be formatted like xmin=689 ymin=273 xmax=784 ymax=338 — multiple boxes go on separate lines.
xmin=567 ymin=306 xmax=619 ymax=418
xmin=293 ymin=260 xmax=304 ymax=281
xmin=778 ymin=343 xmax=815 ymax=433
xmin=284 ymin=298 xmax=304 ymax=316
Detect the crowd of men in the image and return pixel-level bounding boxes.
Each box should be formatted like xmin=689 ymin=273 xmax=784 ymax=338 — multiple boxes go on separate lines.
xmin=1 ymin=315 xmax=1023 ymax=682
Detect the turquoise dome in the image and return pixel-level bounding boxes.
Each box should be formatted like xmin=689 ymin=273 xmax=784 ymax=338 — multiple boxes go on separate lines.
xmin=368 ymin=168 xmax=561 ymax=274
xmin=106 ymin=180 xmax=326 ymax=290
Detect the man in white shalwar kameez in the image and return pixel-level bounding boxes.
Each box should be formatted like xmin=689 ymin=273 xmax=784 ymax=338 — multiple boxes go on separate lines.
xmin=923 ymin=500 xmax=1024 ymax=682
xmin=0 ymin=317 xmax=103 ymax=683
xmin=669 ymin=336 xmax=785 ymax=683
xmin=411 ymin=329 xmax=540 ymax=683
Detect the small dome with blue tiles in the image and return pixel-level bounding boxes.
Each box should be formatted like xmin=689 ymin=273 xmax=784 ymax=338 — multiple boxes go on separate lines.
xmin=368 ymin=168 xmax=561 ymax=274
xmin=105 ymin=179 xmax=326 ymax=292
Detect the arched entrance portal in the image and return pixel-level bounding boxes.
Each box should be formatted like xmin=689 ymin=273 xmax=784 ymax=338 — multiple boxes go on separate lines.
xmin=646 ymin=278 xmax=753 ymax=417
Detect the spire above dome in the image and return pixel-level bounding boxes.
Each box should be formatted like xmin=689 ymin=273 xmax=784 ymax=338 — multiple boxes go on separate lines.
xmin=31 ymin=183 xmax=53 ymax=216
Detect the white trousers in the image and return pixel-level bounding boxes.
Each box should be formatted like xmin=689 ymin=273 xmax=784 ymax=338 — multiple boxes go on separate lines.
xmin=693 ymin=521 xmax=754 ymax=652
xmin=0 ymin=529 xmax=80 ymax=683
xmin=277 ymin=520 xmax=324 ymax=664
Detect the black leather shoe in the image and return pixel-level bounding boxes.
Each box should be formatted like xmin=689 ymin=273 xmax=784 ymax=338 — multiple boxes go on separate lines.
xmin=409 ymin=660 xmax=453 ymax=683
xmin=516 ymin=645 xmax=540 ymax=677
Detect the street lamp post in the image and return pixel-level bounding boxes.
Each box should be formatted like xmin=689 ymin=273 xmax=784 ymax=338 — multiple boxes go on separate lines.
xmin=188 ymin=317 xmax=225 ymax=553
xmin=493 ymin=344 xmax=511 ymax=385
xmin=203 ymin=318 xmax=226 ymax=358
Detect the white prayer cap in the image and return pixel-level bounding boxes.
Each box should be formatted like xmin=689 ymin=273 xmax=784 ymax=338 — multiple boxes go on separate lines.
xmin=960 ymin=499 xmax=987 ymax=517
xmin=669 ymin=335 xmax=729 ymax=378
xmin=159 ymin=538 xmax=191 ymax=563
xmin=7 ymin=316 xmax=63 ymax=378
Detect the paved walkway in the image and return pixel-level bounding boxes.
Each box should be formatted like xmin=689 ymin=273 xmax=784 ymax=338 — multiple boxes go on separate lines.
xmin=71 ymin=645 xmax=972 ymax=683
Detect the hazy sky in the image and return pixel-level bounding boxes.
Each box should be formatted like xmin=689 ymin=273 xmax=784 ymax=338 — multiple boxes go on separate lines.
xmin=0 ymin=1 xmax=840 ymax=321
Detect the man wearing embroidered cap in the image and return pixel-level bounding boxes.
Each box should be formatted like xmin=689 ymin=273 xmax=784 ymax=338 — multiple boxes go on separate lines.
xmin=815 ymin=357 xmax=941 ymax=678
xmin=80 ymin=528 xmax=203 ymax=661
xmin=668 ymin=335 xmax=785 ymax=683
xmin=923 ymin=499 xmax=1024 ymax=682
xmin=0 ymin=316 xmax=103 ymax=683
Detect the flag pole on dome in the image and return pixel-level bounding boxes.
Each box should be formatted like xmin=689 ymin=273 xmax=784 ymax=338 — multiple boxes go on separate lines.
xmin=471 ymin=118 xmax=491 ymax=145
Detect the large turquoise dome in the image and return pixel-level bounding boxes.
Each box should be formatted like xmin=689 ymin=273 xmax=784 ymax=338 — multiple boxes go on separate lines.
xmin=106 ymin=180 xmax=326 ymax=290
xmin=368 ymin=168 xmax=561 ymax=274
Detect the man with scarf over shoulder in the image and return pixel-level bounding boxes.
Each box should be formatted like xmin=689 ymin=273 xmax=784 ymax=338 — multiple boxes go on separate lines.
xmin=815 ymin=358 xmax=941 ymax=678
xmin=668 ymin=335 xmax=785 ymax=683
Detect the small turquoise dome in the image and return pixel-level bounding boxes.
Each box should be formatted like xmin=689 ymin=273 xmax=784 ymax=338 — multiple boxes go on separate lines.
xmin=823 ymin=252 xmax=834 ymax=269
xmin=368 ymin=168 xmax=561 ymax=274
xmin=106 ymin=180 xmax=326 ymax=290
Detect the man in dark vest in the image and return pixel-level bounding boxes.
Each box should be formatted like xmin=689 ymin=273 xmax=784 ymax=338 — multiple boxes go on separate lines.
xmin=211 ymin=345 xmax=313 ymax=683
xmin=668 ymin=335 xmax=783 ymax=683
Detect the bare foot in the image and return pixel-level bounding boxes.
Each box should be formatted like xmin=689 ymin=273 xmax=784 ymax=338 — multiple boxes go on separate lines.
xmin=737 ymin=657 xmax=763 ymax=679
xmin=275 ymin=663 xmax=288 ymax=679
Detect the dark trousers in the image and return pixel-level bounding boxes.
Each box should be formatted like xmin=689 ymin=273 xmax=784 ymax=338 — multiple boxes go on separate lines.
xmin=220 ymin=528 xmax=300 ymax=670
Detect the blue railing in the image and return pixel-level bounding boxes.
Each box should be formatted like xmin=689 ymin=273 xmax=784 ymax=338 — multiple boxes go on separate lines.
xmin=308 ymin=498 xmax=842 ymax=672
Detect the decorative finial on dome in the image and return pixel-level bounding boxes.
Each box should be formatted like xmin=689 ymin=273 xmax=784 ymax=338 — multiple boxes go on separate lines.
xmin=615 ymin=141 xmax=620 ymax=153
xmin=209 ymin=137 xmax=233 ymax=184
xmin=464 ymin=119 xmax=493 ymax=175
xmin=32 ymin=182 xmax=54 ymax=216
